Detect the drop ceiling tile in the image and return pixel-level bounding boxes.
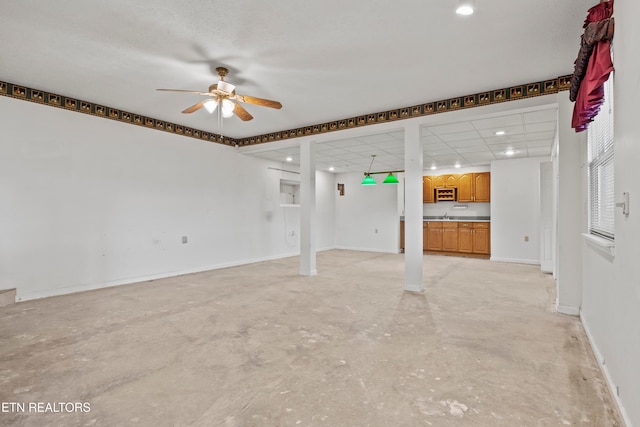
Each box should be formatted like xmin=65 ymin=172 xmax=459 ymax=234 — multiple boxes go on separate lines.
xmin=526 ymin=139 xmax=554 ymax=148
xmin=463 ymin=153 xmax=496 ymax=161
xmin=489 ymin=142 xmax=528 ymax=150
xmin=384 ymin=146 xmax=405 ymax=154
xmin=428 ymin=148 xmax=457 ymax=155
xmin=527 ymin=146 xmax=552 ymax=156
xmin=483 ymin=134 xmax=526 ymax=145
xmin=438 ymin=130 xmax=482 ymax=142
xmin=355 ymin=133 xmax=399 ymax=144
xmin=477 ymin=124 xmax=525 ymax=138
xmin=329 ymin=138 xmax=367 ymax=148
xmin=346 ymin=144 xmax=382 ymax=154
xmin=372 ymin=140 xmax=403 ymax=151
xmin=423 ymin=142 xmax=451 ymax=151
xmin=455 ymin=145 xmax=490 ymax=153
xmin=447 ymin=139 xmax=487 ymax=149
xmin=525 ymin=121 xmax=556 ymax=133
xmin=525 ymin=131 xmax=555 ymax=141
xmin=471 ymin=114 xmax=524 ymax=130
xmin=523 ymin=109 xmax=557 ymax=124
xmin=421 ymin=135 xmax=444 ymax=144
xmin=387 ymin=131 xmax=405 ymax=140
xmin=427 ymin=121 xmax=476 ymax=135
xmin=316 ymin=147 xmax=351 ymax=156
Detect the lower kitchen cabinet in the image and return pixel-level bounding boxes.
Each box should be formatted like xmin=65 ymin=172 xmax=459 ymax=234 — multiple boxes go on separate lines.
xmin=400 ymin=220 xmax=490 ymax=257
xmin=427 ymin=221 xmax=458 ymax=252
xmin=426 ymin=221 xmax=443 ymax=251
xmin=458 ymin=222 xmax=490 ymax=255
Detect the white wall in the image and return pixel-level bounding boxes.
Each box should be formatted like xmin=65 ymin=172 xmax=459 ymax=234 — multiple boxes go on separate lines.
xmin=0 ymin=97 xmax=334 ymax=301
xmin=490 ymin=157 xmax=547 ymax=264
xmin=578 ymin=2 xmax=640 ymax=424
xmin=334 ymin=172 xmax=399 ymax=253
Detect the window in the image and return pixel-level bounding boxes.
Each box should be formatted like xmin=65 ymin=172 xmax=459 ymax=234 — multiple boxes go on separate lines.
xmin=587 ymin=77 xmax=614 ymax=240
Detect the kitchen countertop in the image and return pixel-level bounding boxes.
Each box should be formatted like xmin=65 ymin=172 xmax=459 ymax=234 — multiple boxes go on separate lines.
xmin=400 ymin=216 xmax=491 ymax=222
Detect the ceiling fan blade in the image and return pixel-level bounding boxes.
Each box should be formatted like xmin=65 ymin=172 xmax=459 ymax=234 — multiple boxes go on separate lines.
xmin=156 ymin=88 xmax=213 ymax=96
xmin=235 ymin=94 xmax=282 ymax=109
xmin=181 ymin=100 xmax=208 ymax=114
xmin=233 ymin=103 xmax=254 ymax=121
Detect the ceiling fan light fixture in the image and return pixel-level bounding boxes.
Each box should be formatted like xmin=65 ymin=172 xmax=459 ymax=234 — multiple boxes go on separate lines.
xmin=203 ymin=100 xmax=217 ymax=114
xmin=221 ymin=99 xmax=235 ymax=118
xmin=383 ymin=173 xmax=399 ymax=184
xmin=217 ymin=80 xmax=236 ymax=94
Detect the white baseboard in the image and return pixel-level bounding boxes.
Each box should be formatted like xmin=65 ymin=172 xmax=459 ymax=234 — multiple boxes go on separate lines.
xmin=581 ymin=312 xmax=632 ymax=427
xmin=334 ymin=246 xmax=399 ymax=254
xmin=15 ymin=250 xmax=317 ymax=302
xmin=556 ymin=305 xmax=580 ymax=316
xmin=490 ymin=257 xmax=541 ymax=265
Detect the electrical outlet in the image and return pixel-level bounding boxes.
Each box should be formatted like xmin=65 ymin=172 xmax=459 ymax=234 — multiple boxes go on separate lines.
xmin=182 ymin=236 xmax=188 ymax=244
xmin=524 ymin=236 xmax=529 ymax=242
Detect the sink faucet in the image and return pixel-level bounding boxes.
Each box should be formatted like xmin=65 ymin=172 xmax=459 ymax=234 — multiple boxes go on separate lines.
xmin=443 ymin=212 xmax=448 ymax=220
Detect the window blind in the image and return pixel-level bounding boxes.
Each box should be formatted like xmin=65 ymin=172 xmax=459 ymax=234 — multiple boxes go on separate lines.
xmin=587 ymin=78 xmax=614 ymax=240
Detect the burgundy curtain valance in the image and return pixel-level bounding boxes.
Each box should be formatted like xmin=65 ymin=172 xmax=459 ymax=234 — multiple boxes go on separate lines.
xmin=570 ymin=0 xmax=614 ymax=132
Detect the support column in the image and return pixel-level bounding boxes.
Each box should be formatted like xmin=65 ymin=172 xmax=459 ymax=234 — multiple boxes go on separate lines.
xmin=404 ymin=122 xmax=424 ymax=291
xmin=299 ymin=140 xmax=317 ymax=276
xmin=555 ymin=92 xmax=584 ymax=314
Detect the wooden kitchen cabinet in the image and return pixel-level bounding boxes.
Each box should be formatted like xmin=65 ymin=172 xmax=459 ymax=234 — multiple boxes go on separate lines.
xmin=426 ymin=221 xmax=443 ymax=251
xmin=458 ymin=222 xmax=490 ymax=254
xmin=433 ymin=174 xmax=458 ymax=188
xmin=422 ymin=176 xmax=435 ymax=203
xmin=401 ymin=220 xmax=489 ymax=257
xmin=457 ymin=172 xmax=491 ymax=202
xmin=472 ymin=222 xmax=490 ymax=254
xmin=474 ymin=172 xmax=491 ymax=202
xmin=442 ymin=222 xmax=459 ymax=252
xmin=458 ymin=222 xmax=474 ymax=253
xmin=423 ymin=222 xmax=429 ymax=251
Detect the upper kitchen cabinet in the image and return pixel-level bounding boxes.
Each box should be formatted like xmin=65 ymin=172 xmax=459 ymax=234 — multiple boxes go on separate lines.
xmin=434 ymin=174 xmax=458 ymax=188
xmin=423 ymin=176 xmax=435 ymax=203
xmin=457 ymin=172 xmax=491 ymax=203
xmin=474 ymin=172 xmax=491 ymax=202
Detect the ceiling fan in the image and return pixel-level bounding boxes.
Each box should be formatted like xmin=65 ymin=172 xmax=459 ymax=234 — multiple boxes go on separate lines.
xmin=157 ymin=67 xmax=282 ymax=122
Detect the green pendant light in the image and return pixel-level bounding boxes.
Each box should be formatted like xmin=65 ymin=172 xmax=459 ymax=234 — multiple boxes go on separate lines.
xmin=361 ymin=174 xmax=377 ymax=185
xmin=383 ymin=173 xmax=399 ymax=184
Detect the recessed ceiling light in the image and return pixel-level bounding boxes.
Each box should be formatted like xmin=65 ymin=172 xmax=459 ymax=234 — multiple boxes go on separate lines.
xmin=454 ymin=163 xmax=461 ymax=168
xmin=286 ymin=156 xmax=293 ymax=162
xmin=430 ymin=165 xmax=437 ymax=170
xmin=504 ymin=149 xmax=515 ymax=156
xmin=329 ymin=166 xmax=335 ymax=172
xmin=495 ymin=130 xmax=506 ymax=136
xmin=456 ymin=1 xmax=475 ymax=15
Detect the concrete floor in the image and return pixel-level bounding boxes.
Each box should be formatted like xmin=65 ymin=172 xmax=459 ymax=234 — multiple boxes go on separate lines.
xmin=0 ymin=250 xmax=622 ymax=426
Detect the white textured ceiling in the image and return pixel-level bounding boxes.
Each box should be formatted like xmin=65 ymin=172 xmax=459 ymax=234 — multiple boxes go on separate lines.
xmin=1 ymin=0 xmax=585 ymax=142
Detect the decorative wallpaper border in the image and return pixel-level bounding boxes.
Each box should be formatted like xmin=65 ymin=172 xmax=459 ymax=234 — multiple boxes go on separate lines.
xmin=0 ymin=75 xmax=571 ymax=147
xmin=0 ymin=81 xmax=232 ymax=146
